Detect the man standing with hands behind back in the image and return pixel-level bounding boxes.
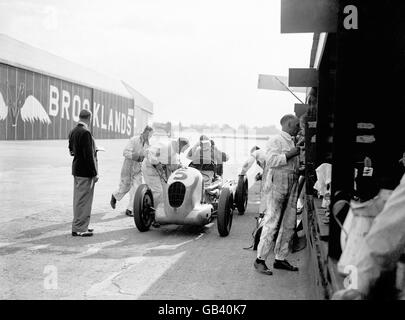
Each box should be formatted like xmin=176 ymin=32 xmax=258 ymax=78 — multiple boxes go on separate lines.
xmin=68 ymin=109 xmax=98 ymax=237
xmin=254 ymin=114 xmax=303 ymax=275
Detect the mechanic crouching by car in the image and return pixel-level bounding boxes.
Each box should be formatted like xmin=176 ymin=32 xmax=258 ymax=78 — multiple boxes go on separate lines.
xmin=142 ymin=137 xmax=190 ymax=227
xmin=254 ymin=114 xmax=302 ymax=275
xmin=186 ymin=135 xmax=229 ymax=188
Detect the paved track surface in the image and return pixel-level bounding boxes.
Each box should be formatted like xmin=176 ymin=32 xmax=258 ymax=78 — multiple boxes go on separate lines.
xmin=0 ymin=140 xmax=314 ymax=299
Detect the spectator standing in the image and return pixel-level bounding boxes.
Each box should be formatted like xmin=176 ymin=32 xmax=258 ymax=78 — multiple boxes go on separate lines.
xmin=68 ymin=109 xmax=98 ymax=237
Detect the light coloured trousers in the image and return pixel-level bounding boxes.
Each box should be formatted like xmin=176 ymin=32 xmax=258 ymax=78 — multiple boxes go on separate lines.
xmin=142 ymin=162 xmax=166 ymax=207
xmin=113 ymin=159 xmax=143 ymax=211
xmin=72 ymin=176 xmax=95 ymax=233
xmin=259 ymin=165 xmax=269 ymax=213
xmin=257 ymin=171 xmax=299 ymax=261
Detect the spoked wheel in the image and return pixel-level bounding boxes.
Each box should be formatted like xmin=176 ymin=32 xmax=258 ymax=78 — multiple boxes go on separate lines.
xmin=217 ymin=187 xmax=233 ymax=237
xmin=133 ymin=184 xmax=154 ymax=232
xmin=235 ymin=175 xmax=248 ymax=214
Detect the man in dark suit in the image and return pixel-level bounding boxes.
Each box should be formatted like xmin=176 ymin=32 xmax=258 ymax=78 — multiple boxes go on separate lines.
xmin=68 ymin=109 xmax=98 ymax=237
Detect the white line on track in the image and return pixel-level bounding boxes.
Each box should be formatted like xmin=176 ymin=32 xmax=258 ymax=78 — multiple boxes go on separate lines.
xmin=85 ymin=230 xmax=205 ymax=298
xmin=149 ymin=232 xmax=204 ymax=251
xmin=86 ymin=252 xmax=185 ymax=299
xmin=27 ymin=244 xmax=50 ymax=251
xmin=76 ymin=240 xmax=123 ymax=258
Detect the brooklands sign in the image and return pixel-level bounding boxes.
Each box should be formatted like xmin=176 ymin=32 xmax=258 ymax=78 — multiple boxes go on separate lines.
xmin=49 ymin=85 xmax=133 ymax=136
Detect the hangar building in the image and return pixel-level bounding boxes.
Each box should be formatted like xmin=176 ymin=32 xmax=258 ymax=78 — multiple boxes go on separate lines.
xmin=0 ymin=34 xmax=153 ymax=140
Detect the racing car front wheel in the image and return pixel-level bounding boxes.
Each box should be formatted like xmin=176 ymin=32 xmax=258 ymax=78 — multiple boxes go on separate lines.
xmin=235 ymin=175 xmax=248 ymax=214
xmin=217 ymin=187 xmax=233 ymax=237
xmin=133 ymin=184 xmax=154 ymax=232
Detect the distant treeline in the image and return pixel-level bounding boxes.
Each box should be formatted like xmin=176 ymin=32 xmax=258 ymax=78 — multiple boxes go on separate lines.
xmin=152 ymin=122 xmax=279 ymax=136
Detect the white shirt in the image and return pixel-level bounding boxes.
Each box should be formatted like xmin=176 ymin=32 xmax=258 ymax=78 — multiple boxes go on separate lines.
xmin=355 ymin=174 xmax=405 ymax=295
xmin=78 ymin=121 xmax=88 ymax=130
xmin=253 ymin=149 xmax=266 ymax=169
xmin=146 ymin=140 xmax=179 ymax=166
xmin=123 ymin=135 xmax=147 ymax=160
xmin=240 ymin=149 xmax=266 ymax=175
xmin=122 ymin=135 xmax=148 ymax=174
xmin=187 ymin=140 xmax=229 ymax=165
xmin=265 ymin=131 xmax=299 ymax=171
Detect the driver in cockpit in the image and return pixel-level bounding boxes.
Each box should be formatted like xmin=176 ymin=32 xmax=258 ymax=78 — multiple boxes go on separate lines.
xmin=186 ymin=135 xmax=229 ymax=188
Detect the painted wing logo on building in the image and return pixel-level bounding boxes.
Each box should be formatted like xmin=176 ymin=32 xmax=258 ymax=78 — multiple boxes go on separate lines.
xmin=20 ymin=95 xmax=51 ymax=124
xmin=0 ymin=91 xmax=8 ymax=121
xmin=0 ymin=83 xmax=51 ymax=125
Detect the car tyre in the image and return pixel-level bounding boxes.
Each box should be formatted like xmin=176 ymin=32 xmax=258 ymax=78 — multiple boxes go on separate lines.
xmin=217 ymin=187 xmax=233 ymax=237
xmin=235 ymin=175 xmax=248 ymax=214
xmin=133 ymin=184 xmax=154 ymax=232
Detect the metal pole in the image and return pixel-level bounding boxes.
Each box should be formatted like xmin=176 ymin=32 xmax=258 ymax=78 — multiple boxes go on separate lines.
xmin=274 ymin=76 xmax=305 ymax=104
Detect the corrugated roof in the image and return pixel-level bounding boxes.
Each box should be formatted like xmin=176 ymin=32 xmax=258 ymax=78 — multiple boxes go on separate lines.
xmin=0 ymin=33 xmax=132 ymax=98
xmin=121 ymin=81 xmax=153 ymax=114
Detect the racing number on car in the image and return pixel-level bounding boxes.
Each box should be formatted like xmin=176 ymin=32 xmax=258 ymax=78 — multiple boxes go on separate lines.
xmin=173 ymin=170 xmax=187 ymax=181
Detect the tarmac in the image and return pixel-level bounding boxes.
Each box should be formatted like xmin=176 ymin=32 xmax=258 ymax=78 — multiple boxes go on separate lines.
xmin=0 ymin=139 xmax=315 ymax=299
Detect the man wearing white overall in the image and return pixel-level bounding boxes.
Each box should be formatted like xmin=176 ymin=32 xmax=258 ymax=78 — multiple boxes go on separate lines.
xmin=110 ymin=126 xmax=154 ymax=216
xmin=240 ymin=146 xmax=267 ymax=213
xmin=142 ymin=137 xmax=190 ymax=226
xmin=254 ymin=114 xmax=302 ymax=275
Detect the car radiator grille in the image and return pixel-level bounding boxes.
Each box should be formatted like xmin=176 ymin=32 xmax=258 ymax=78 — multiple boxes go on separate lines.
xmin=168 ymin=182 xmax=186 ymax=208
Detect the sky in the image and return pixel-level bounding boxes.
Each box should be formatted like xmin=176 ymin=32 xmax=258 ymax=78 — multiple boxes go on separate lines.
xmin=0 ymin=0 xmax=313 ymax=128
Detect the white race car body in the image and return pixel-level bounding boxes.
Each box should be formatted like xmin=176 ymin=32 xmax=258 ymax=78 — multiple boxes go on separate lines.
xmin=154 ymin=167 xmax=235 ymax=226
xmin=133 ymin=164 xmax=247 ymax=237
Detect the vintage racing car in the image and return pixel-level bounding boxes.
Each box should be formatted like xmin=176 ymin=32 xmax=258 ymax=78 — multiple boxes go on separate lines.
xmin=133 ymin=166 xmax=249 ymax=237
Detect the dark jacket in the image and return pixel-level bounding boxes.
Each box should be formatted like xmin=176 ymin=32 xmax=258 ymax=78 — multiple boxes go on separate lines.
xmin=68 ymin=123 xmax=98 ymax=177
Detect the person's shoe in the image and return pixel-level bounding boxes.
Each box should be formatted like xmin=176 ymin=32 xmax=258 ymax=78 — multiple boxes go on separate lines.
xmin=72 ymin=231 xmax=93 ymax=237
xmin=332 ymin=289 xmax=365 ymax=300
xmin=152 ymin=221 xmax=161 ymax=228
xmin=292 ymin=235 xmax=307 ymax=253
xmin=125 ymin=210 xmax=133 ymax=217
xmin=253 ymin=259 xmax=273 ymax=275
xmin=88 ymin=228 xmax=94 ymax=233
xmin=110 ymin=194 xmax=117 ymax=209
xmin=273 ymin=259 xmax=298 ymax=271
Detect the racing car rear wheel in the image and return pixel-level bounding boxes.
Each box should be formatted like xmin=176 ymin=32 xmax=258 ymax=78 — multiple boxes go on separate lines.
xmin=235 ymin=175 xmax=248 ymax=214
xmin=217 ymin=187 xmax=233 ymax=237
xmin=133 ymin=184 xmax=154 ymax=232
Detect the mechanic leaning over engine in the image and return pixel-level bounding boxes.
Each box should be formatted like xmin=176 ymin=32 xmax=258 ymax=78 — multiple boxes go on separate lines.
xmin=142 ymin=137 xmax=190 ymax=225
xmin=254 ymin=114 xmax=303 ymax=275
xmin=110 ymin=125 xmax=154 ymax=217
xmin=240 ymin=146 xmax=267 ymax=213
xmin=186 ymin=135 xmax=229 ymax=188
